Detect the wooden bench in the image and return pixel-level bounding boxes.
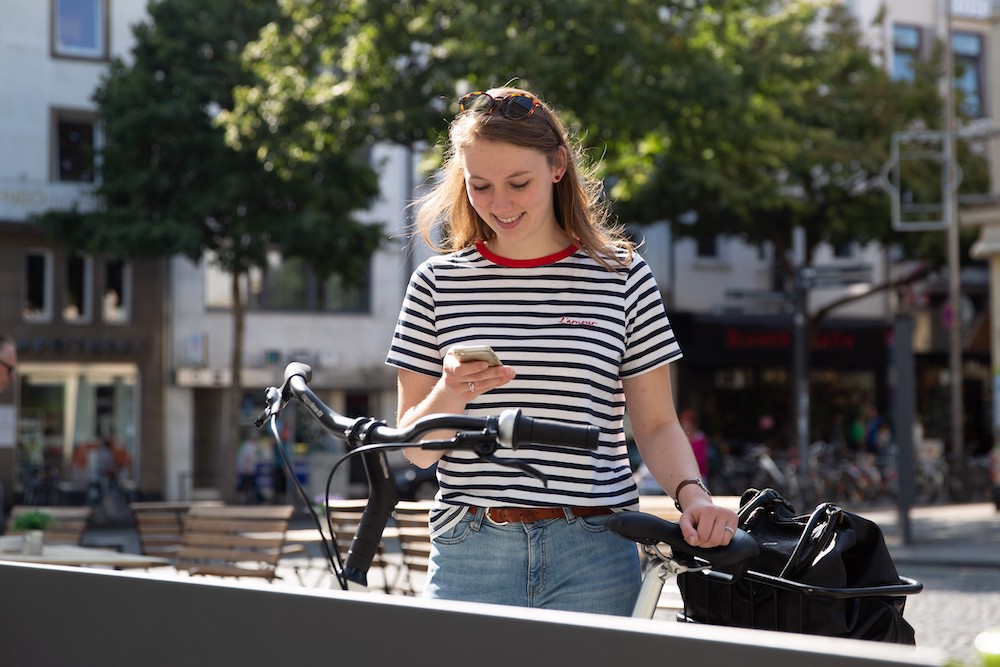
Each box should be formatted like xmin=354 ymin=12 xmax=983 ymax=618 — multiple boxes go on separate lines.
xmin=175 ymin=505 xmax=297 ymax=582
xmin=325 ymin=499 xmax=397 ymax=593
xmin=6 ymin=506 xmax=93 ymax=545
xmin=130 ymin=501 xmax=224 ymax=561
xmin=392 ymin=501 xmax=432 ymax=596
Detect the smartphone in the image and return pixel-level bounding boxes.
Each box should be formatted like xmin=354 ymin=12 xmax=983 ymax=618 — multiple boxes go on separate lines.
xmin=452 ymin=345 xmax=503 ymax=367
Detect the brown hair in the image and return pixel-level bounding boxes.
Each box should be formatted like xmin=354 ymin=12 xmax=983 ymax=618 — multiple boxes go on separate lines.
xmin=413 ymin=86 xmax=633 ymax=269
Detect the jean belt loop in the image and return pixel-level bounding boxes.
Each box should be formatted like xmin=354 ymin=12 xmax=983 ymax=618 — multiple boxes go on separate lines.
xmin=468 ymin=506 xmax=486 ymax=530
xmin=562 ymin=507 xmax=576 ymax=523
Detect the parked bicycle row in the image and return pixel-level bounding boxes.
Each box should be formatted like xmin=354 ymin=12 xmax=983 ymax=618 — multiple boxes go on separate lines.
xmin=641 ymin=440 xmax=996 ymax=512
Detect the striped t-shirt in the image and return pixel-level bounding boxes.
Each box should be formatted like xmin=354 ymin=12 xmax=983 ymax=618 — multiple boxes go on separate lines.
xmin=385 ymin=242 xmax=682 ymax=536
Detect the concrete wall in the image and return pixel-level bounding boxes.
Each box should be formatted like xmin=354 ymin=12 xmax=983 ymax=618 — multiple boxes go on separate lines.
xmin=0 ymin=563 xmax=948 ymax=667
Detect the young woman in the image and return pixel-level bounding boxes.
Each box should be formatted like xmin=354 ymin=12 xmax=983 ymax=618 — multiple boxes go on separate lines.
xmin=385 ymin=86 xmax=738 ymax=615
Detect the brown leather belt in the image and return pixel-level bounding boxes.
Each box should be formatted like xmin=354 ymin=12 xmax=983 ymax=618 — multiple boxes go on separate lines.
xmin=469 ymin=506 xmax=613 ymax=525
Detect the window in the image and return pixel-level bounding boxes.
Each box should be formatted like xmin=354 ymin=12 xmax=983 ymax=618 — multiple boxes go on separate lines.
xmin=208 ymin=251 xmax=371 ymax=312
xmin=52 ymin=0 xmax=107 ymax=60
xmin=833 ymin=242 xmax=855 ymax=259
xmin=953 ymin=32 xmax=984 ymax=118
xmin=103 ymin=259 xmax=131 ymax=323
xmin=24 ymin=250 xmax=53 ymax=322
xmin=64 ymin=254 xmax=93 ymax=323
xmin=53 ymin=111 xmax=99 ymax=183
xmin=17 ymin=364 xmax=138 ymax=494
xmin=696 ymin=235 xmax=720 ymax=259
xmin=892 ymin=25 xmax=921 ymax=82
xmin=249 ymin=255 xmax=370 ymax=312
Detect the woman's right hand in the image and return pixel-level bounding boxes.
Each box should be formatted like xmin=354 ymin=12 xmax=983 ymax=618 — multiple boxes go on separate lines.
xmin=397 ymin=353 xmax=515 ymax=468
xmin=442 ymin=347 xmax=516 ymax=400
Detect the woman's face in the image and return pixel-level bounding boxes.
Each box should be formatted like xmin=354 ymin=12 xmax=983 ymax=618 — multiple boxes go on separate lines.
xmin=461 ymin=139 xmax=565 ymax=259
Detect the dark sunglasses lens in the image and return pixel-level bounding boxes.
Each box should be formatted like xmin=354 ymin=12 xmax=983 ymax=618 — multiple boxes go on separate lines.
xmin=459 ymin=93 xmax=493 ymax=114
xmin=503 ymin=95 xmax=536 ymax=119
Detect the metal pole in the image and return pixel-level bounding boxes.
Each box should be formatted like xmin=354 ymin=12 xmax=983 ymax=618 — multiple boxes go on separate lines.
xmin=893 ymin=316 xmax=916 ymax=545
xmin=941 ymin=0 xmax=966 ymax=495
xmin=794 ymin=271 xmax=810 ymax=479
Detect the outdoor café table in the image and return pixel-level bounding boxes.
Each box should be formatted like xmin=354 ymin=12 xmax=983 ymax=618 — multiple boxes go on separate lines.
xmin=0 ymin=544 xmax=170 ymax=569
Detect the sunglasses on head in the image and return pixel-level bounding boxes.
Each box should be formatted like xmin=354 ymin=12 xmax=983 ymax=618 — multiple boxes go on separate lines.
xmin=457 ymin=92 xmax=541 ymax=120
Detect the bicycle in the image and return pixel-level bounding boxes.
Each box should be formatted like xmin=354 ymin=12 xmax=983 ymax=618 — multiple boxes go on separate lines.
xmin=259 ymin=362 xmax=923 ymax=640
xmin=255 ymin=361 xmax=758 ymax=611
xmin=86 ymin=473 xmax=136 ymax=524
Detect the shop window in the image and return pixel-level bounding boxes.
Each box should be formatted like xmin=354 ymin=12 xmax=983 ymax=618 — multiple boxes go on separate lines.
xmin=103 ymin=258 xmax=130 ymax=323
xmin=64 ymin=254 xmax=93 ymax=323
xmin=16 ymin=364 xmax=137 ymax=500
xmin=892 ymin=24 xmax=921 ymax=83
xmin=53 ymin=111 xmax=99 ymax=183
xmin=52 ymin=0 xmax=107 ymax=60
xmin=24 ymin=250 xmax=53 ymax=322
xmin=953 ymin=31 xmax=984 ymax=118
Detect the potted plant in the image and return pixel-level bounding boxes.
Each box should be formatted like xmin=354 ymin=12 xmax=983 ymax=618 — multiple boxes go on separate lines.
xmin=11 ymin=510 xmax=57 ymax=555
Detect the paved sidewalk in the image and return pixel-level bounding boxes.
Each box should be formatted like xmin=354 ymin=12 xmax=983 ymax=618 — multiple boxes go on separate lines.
xmin=858 ymin=502 xmax=1000 ymax=568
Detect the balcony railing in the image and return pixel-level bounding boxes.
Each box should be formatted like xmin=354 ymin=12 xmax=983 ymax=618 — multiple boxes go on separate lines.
xmin=0 ymin=180 xmax=96 ymax=223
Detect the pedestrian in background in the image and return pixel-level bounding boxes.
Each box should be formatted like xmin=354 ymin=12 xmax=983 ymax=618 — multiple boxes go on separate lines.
xmin=0 ymin=334 xmax=17 ymax=394
xmin=236 ymin=431 xmax=263 ymax=504
xmin=680 ymin=409 xmax=709 ymax=483
xmin=385 ymin=85 xmax=737 ymax=616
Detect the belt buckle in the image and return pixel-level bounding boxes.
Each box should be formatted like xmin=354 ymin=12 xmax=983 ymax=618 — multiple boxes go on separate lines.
xmin=484 ymin=508 xmax=509 ymax=526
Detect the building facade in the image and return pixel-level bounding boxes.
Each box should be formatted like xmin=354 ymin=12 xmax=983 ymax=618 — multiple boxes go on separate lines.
xmin=0 ymin=0 xmax=165 ymax=509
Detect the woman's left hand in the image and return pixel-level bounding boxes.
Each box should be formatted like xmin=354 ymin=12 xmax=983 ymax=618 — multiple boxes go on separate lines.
xmin=678 ymin=498 xmax=739 ymax=548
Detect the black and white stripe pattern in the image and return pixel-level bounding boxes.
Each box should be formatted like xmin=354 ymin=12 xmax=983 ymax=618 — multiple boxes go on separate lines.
xmin=386 ymin=244 xmax=682 ymax=536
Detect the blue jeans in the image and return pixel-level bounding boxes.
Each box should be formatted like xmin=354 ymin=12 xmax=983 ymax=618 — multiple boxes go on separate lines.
xmin=424 ymin=508 xmax=641 ymax=616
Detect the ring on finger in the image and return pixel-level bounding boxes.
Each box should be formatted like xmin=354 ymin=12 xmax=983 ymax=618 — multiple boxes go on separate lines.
xmin=723 ymin=525 xmax=735 ymax=534
xmin=468 ymin=382 xmax=475 ymax=392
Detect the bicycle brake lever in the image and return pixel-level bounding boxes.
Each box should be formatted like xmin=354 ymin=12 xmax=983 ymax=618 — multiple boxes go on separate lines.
xmin=253 ymin=386 xmax=284 ymax=428
xmin=481 ymin=454 xmax=549 ymax=487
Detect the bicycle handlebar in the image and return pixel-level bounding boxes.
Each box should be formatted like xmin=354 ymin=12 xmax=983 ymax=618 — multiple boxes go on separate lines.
xmin=275 ymin=362 xmax=601 ymax=452
xmin=606 ymin=511 xmax=759 ymax=571
xmin=256 ymin=362 xmax=602 ymax=588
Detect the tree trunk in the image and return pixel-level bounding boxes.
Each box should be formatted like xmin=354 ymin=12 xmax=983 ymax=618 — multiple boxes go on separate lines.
xmin=223 ymin=269 xmax=245 ymax=503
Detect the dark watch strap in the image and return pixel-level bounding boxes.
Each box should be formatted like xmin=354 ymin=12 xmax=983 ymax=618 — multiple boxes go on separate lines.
xmin=673 ymin=477 xmax=710 ymax=512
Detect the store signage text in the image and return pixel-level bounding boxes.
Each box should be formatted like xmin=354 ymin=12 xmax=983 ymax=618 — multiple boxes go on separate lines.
xmin=16 ymin=335 xmax=144 ymax=355
xmin=725 ymin=328 xmax=857 ymax=351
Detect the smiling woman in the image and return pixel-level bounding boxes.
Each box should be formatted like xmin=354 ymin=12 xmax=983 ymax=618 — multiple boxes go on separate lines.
xmin=383 ymin=85 xmax=738 ymax=616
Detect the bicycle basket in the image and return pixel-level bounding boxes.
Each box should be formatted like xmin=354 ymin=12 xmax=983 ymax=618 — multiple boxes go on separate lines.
xmin=676 ymin=488 xmax=920 ymax=644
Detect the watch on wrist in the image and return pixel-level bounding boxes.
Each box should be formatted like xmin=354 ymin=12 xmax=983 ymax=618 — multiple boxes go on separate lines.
xmin=673 ymin=477 xmax=710 ymax=512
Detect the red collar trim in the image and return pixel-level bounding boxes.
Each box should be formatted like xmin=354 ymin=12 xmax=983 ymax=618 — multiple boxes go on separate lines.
xmin=475 ymin=241 xmax=578 ymax=267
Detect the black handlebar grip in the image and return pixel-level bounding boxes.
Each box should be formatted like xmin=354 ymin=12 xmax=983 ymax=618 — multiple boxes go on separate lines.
xmin=500 ymin=411 xmax=601 ymax=450
xmin=342 ymin=451 xmax=398 ymax=587
xmin=606 ymin=511 xmax=759 ymax=570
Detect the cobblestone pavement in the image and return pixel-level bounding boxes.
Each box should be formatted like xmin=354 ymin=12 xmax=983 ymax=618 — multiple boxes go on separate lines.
xmin=898 ymin=565 xmax=1000 ymax=666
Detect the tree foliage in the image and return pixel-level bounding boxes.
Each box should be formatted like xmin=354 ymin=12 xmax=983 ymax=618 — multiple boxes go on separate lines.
xmin=227 ymin=0 xmax=976 ymax=275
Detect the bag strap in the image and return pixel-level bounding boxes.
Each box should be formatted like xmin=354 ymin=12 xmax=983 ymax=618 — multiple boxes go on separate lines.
xmin=779 ymin=502 xmax=843 ymax=578
xmin=737 ymin=487 xmax=793 ymax=524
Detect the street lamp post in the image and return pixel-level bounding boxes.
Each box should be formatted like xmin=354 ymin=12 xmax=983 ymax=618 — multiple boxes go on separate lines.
xmin=941 ymin=0 xmax=967 ymax=496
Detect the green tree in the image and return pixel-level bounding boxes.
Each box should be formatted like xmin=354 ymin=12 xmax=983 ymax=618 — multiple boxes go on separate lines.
xmin=226 ymin=0 xmax=982 ymax=451
xmin=35 ymin=0 xmax=381 ymax=500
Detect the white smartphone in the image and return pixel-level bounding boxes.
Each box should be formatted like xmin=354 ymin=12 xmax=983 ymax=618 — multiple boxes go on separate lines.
xmin=452 ymin=345 xmax=503 ymax=367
